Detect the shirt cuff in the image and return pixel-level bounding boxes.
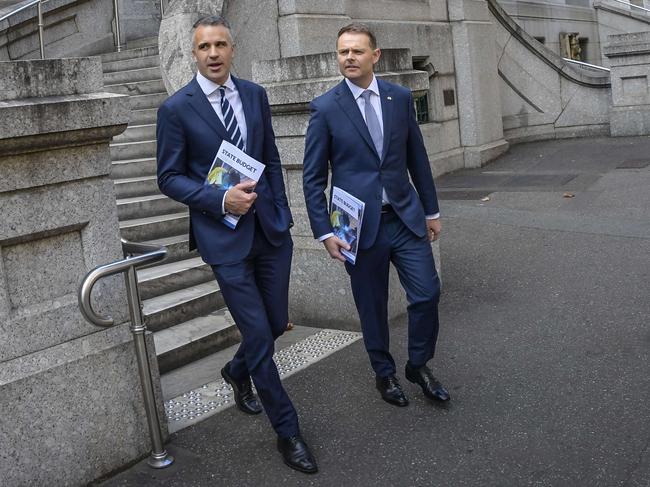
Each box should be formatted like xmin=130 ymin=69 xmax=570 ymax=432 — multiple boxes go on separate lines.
xmin=426 ymin=213 xmax=440 ymax=220
xmin=318 ymin=232 xmax=335 ymax=242
xmin=221 ymin=189 xmax=230 ymax=215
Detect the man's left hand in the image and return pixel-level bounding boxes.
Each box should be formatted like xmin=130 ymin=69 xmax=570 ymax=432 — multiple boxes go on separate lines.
xmin=427 ymin=218 xmax=441 ymax=242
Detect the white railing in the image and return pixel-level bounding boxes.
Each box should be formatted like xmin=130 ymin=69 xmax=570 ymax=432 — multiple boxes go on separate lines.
xmin=562 ymin=58 xmax=611 ymax=73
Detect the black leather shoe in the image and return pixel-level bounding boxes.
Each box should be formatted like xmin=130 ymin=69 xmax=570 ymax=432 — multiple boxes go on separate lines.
xmin=375 ymin=374 xmax=409 ymax=407
xmin=221 ymin=362 xmax=263 ymax=415
xmin=277 ymin=435 xmax=318 ymax=474
xmin=405 ymin=363 xmax=450 ymax=402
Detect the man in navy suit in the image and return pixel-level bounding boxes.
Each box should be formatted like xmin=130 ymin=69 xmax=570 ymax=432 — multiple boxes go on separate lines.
xmin=156 ymin=16 xmax=317 ymax=473
xmin=303 ymin=23 xmax=451 ymax=407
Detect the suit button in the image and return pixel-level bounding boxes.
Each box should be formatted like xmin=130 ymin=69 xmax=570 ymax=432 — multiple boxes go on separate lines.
xmin=201 ymin=210 xmax=207 ymax=215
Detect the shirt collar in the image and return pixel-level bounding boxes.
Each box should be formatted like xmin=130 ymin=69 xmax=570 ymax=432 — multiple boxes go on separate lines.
xmin=345 ymin=75 xmax=379 ymax=100
xmin=196 ymin=71 xmax=236 ymax=96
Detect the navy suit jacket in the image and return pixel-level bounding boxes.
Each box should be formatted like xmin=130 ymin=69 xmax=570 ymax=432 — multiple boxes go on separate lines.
xmin=156 ymin=76 xmax=292 ymax=265
xmin=303 ymin=78 xmax=439 ymax=249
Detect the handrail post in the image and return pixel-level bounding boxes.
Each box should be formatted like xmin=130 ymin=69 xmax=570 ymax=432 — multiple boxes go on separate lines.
xmin=124 ymin=263 xmax=174 ymax=469
xmin=37 ymin=0 xmax=44 ymax=59
xmin=112 ymin=0 xmax=123 ymax=52
xmin=160 ymin=0 xmax=164 ymax=17
xmin=77 ymin=240 xmax=172 ymax=469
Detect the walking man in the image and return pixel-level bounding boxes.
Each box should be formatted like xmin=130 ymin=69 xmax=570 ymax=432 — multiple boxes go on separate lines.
xmin=303 ymin=23 xmax=450 ymax=407
xmin=156 ymin=16 xmax=317 ymax=473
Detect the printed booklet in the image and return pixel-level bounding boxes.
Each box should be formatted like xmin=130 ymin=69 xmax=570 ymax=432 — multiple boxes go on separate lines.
xmin=205 ymin=140 xmax=265 ymax=229
xmin=330 ymin=186 xmax=365 ymax=264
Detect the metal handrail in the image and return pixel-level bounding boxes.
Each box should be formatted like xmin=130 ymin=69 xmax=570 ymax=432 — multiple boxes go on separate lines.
xmin=604 ymin=0 xmax=650 ymax=13
xmin=0 ymin=0 xmax=41 ymax=22
xmin=78 ymin=238 xmax=173 ymax=469
xmin=0 ymin=0 xmax=126 ymax=58
xmin=0 ymin=0 xmax=45 ymax=58
xmin=562 ymin=58 xmax=611 ymax=73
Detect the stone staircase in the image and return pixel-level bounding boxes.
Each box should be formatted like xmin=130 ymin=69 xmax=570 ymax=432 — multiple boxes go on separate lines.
xmin=101 ymin=38 xmax=240 ymax=373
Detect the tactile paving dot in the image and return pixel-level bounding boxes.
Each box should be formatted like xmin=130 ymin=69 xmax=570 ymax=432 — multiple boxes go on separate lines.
xmin=164 ymin=329 xmax=361 ymax=433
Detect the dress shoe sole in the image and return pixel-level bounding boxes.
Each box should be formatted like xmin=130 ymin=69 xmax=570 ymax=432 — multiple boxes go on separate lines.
xmin=220 ymin=368 xmax=263 ymax=415
xmin=405 ymin=374 xmax=450 ymax=403
xmin=276 ymin=445 xmax=318 ymax=474
xmin=376 ymin=389 xmax=409 ymax=407
xmin=281 ymin=458 xmax=318 ymax=474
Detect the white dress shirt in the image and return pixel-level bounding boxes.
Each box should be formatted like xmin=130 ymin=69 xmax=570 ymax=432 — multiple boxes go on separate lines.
xmin=196 ymin=72 xmax=248 ymax=214
xmin=318 ymin=75 xmax=439 ymax=242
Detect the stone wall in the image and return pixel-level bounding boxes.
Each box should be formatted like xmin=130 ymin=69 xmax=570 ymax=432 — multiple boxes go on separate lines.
xmin=489 ymin=0 xmax=612 ymax=143
xmin=0 ymin=57 xmax=166 ymax=485
xmin=605 ymin=31 xmax=650 ymax=136
xmin=499 ymin=0 xmax=601 ymax=65
xmin=594 ymin=0 xmax=650 ymax=66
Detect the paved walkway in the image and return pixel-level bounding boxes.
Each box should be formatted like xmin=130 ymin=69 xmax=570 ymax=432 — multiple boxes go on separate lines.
xmin=101 ymin=136 xmax=650 ymax=487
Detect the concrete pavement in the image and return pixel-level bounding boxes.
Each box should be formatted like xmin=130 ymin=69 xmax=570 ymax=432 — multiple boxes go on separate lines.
xmin=100 ymin=136 xmax=650 ymax=487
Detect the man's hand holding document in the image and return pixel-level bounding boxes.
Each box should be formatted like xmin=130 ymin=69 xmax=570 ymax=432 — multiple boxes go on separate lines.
xmin=330 ymin=186 xmax=365 ymax=264
xmin=205 ymin=140 xmax=265 ymax=228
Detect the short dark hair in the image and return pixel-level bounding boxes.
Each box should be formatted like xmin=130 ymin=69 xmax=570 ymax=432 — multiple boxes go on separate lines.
xmin=192 ymin=15 xmax=231 ymax=30
xmin=337 ymin=23 xmax=377 ymax=49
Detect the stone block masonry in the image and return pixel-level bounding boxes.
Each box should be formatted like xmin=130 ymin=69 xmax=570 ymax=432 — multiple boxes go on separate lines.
xmin=0 ymin=57 xmax=167 ymax=485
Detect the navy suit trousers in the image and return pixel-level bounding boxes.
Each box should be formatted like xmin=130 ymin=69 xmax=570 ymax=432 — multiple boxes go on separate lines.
xmin=211 ymin=218 xmax=299 ymax=438
xmin=345 ymin=211 xmax=441 ymax=377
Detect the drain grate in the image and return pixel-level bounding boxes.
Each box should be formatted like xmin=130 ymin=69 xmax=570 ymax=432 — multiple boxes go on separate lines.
xmin=164 ymin=329 xmax=362 ymax=433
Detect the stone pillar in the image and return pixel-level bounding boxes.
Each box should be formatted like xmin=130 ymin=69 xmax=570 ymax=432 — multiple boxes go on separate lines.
xmin=604 ymin=31 xmax=650 ymax=136
xmin=158 ymin=0 xmax=224 ymax=94
xmin=253 ymin=50 xmax=441 ymax=329
xmin=0 ymin=58 xmax=166 ymax=485
xmin=448 ymin=0 xmax=509 ymax=167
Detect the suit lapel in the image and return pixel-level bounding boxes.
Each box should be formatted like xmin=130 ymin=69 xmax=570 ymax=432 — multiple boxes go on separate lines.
xmin=334 ymin=81 xmax=380 ymax=160
xmin=185 ymin=77 xmax=230 ymax=142
xmin=232 ymin=76 xmax=254 ymax=154
xmin=378 ymin=80 xmax=393 ymax=165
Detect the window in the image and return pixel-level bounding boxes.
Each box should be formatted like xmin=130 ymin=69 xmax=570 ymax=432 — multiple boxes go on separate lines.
xmin=414 ymin=93 xmax=429 ymax=124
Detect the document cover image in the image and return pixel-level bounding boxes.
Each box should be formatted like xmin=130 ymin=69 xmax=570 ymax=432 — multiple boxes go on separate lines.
xmin=330 ymin=186 xmax=365 ymax=264
xmin=205 ymin=140 xmax=265 ymax=229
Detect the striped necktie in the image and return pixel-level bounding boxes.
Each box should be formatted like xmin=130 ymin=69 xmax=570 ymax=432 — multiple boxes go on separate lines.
xmin=219 ymin=87 xmax=245 ymax=151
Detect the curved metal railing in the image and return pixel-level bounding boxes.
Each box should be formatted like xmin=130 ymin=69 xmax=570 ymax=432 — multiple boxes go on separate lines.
xmin=78 ymin=238 xmax=173 ymax=469
xmin=79 ymin=239 xmax=167 ymax=327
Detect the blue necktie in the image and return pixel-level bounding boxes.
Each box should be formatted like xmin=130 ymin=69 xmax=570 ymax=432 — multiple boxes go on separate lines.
xmin=219 ymin=87 xmax=245 ymax=151
xmin=361 ymin=90 xmax=383 ymax=159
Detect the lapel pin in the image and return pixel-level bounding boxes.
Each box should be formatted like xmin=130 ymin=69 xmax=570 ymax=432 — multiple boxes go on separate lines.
xmin=387 ymin=96 xmax=392 ymax=100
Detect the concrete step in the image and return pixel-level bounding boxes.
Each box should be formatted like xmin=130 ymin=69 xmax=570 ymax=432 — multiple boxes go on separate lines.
xmin=130 ymin=108 xmax=158 ymax=125
xmin=103 ymin=66 xmax=162 ymax=85
xmin=104 ymin=79 xmax=166 ymax=96
xmin=117 ymin=193 xmax=185 ymax=220
xmin=154 ymin=309 xmax=240 ymax=374
xmin=102 ymin=54 xmax=160 ymax=74
xmin=129 ymin=93 xmax=167 ymax=111
xmin=100 ymin=45 xmax=159 ymax=64
xmin=143 ymin=234 xmax=196 ymax=263
xmin=137 ymin=256 xmax=213 ymax=300
xmin=143 ymin=281 xmax=225 ymax=332
xmin=114 ymin=123 xmax=156 ymax=143
xmin=119 ymin=211 xmax=189 ymax=242
xmin=126 ymin=36 xmax=159 ymax=50
xmin=110 ymin=139 xmax=156 ymax=161
xmin=111 ymin=157 xmax=156 ymax=179
xmin=113 ymin=175 xmax=159 ymax=199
